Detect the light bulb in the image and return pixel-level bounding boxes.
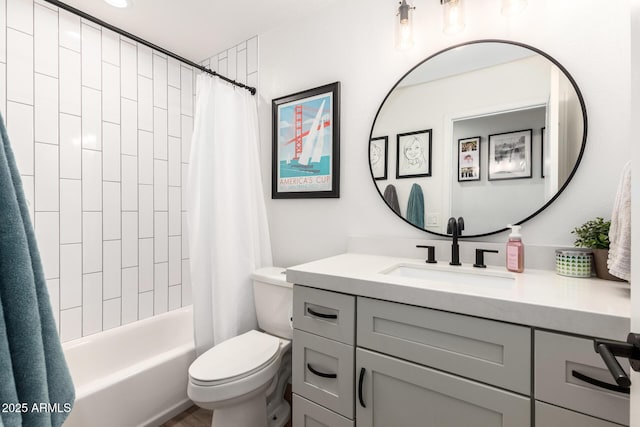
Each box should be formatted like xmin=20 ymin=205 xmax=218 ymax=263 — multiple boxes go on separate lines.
xmin=395 ymin=0 xmax=414 ymax=50
xmin=442 ymin=0 xmax=465 ymax=35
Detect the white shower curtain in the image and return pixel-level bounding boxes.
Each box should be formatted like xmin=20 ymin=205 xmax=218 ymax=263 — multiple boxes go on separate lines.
xmin=187 ymin=75 xmax=273 ymax=355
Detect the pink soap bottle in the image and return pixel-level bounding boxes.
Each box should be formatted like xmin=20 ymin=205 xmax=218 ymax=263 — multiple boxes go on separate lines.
xmin=506 ymin=225 xmax=524 ymax=273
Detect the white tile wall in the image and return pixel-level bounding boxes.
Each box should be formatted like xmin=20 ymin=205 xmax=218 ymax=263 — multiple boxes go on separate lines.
xmin=59 ymin=113 xmax=81 ymax=179
xmin=103 ymin=297 xmax=121 ymax=330
xmin=103 ymin=122 xmax=121 ymax=181
xmin=34 ymin=73 xmax=58 ymax=144
xmin=34 ymin=4 xmax=57 ymax=77
xmin=121 ymin=98 xmax=137 ymax=155
xmin=59 ymin=48 xmax=81 ymax=115
xmin=60 ymin=179 xmax=81 ymax=243
xmin=60 ymin=243 xmax=82 ymax=309
xmin=34 ymin=142 xmax=59 ymax=211
xmin=0 ymin=0 xmax=5 ymax=66
xmin=1 ymin=1 xmax=257 ymax=342
xmin=120 ymin=41 xmax=137 ymax=100
xmin=121 ymin=266 xmax=138 ymax=324
xmin=154 ymin=107 xmax=168 ymax=160
xmin=7 ymin=102 xmax=34 ymax=175
xmin=154 ymin=262 xmax=168 ymax=315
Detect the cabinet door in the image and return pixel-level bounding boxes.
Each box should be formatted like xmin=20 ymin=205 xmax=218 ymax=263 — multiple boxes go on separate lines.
xmin=356 ymin=348 xmax=530 ymax=427
xmin=535 ymin=401 xmax=626 ymax=427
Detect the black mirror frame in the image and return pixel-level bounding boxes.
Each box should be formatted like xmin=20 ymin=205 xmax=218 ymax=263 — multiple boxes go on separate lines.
xmin=368 ymin=39 xmax=588 ymax=238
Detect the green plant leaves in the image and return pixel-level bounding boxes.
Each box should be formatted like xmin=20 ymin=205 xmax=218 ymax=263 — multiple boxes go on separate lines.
xmin=571 ymin=217 xmax=610 ymax=249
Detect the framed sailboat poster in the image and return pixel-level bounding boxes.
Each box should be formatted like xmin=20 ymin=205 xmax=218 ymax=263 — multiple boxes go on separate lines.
xmin=272 ymin=82 xmax=340 ymax=199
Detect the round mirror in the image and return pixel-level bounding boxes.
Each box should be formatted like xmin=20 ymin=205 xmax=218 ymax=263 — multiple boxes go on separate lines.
xmin=369 ymin=40 xmax=587 ymax=237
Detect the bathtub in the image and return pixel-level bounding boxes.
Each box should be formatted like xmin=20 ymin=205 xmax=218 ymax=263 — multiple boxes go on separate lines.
xmin=62 ymin=306 xmax=197 ymax=427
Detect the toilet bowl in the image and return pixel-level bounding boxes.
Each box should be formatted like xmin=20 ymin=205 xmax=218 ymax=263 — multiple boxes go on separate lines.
xmin=187 ymin=267 xmax=293 ymax=427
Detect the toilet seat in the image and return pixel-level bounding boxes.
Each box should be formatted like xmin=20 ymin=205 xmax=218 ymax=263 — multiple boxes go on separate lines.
xmin=189 ymin=330 xmax=281 ymax=387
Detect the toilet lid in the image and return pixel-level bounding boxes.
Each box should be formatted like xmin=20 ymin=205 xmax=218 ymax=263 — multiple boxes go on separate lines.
xmin=189 ymin=330 xmax=281 ymax=385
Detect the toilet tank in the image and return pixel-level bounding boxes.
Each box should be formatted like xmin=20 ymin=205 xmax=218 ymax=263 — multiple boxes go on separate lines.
xmin=251 ymin=267 xmax=293 ymax=339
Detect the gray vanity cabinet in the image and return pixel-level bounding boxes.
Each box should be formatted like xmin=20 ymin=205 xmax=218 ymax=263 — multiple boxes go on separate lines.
xmin=291 ymin=283 xmax=629 ymax=427
xmin=356 ymin=347 xmax=530 ymax=427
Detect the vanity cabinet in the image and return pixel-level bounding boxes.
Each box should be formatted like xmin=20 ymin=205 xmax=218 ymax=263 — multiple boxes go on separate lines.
xmin=291 ymin=283 xmax=630 ymax=427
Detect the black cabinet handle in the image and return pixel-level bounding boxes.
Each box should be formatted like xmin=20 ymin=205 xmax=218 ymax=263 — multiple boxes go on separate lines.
xmin=307 ymin=307 xmax=337 ymax=320
xmin=571 ymin=370 xmax=630 ymax=394
xmin=358 ymin=367 xmax=366 ymax=408
xmin=307 ymin=363 xmax=337 ymax=379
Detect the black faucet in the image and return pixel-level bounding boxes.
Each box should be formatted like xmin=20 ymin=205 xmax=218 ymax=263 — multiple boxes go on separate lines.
xmin=447 ymin=217 xmax=464 ymax=266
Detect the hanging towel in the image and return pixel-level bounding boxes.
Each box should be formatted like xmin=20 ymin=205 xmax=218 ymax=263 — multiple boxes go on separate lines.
xmin=608 ymin=161 xmax=631 ymax=282
xmin=0 ymin=114 xmax=75 ymax=427
xmin=406 ymin=183 xmax=425 ymax=228
xmin=383 ymin=184 xmax=401 ymax=216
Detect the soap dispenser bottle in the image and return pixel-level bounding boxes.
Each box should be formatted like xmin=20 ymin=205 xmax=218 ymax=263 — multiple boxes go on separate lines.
xmin=506 ymin=224 xmax=524 ymax=273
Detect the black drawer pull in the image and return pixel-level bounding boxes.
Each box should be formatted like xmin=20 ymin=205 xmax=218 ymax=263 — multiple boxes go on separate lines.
xmin=571 ymin=370 xmax=630 ymax=394
xmin=358 ymin=367 xmax=366 ymax=408
xmin=307 ymin=364 xmax=337 ymax=379
xmin=307 ymin=307 xmax=337 ymax=320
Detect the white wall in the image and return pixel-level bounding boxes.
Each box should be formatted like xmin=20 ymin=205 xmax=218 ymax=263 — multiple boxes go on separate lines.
xmin=258 ymin=0 xmax=631 ymax=267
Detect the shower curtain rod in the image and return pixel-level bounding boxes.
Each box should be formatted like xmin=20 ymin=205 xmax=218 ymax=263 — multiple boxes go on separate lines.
xmin=43 ymin=0 xmax=257 ymax=95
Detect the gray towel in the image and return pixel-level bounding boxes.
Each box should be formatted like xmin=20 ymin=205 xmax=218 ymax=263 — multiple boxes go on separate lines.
xmin=406 ymin=183 xmax=425 ymax=228
xmin=383 ymin=184 xmax=401 ymax=216
xmin=0 ymin=114 xmax=75 ymax=427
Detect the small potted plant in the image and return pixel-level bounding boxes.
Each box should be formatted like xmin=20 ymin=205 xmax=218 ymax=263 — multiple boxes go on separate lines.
xmin=572 ymin=217 xmax=621 ymax=280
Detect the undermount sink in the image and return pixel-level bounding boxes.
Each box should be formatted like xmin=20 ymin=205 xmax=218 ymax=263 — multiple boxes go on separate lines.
xmin=382 ymin=263 xmax=516 ymax=286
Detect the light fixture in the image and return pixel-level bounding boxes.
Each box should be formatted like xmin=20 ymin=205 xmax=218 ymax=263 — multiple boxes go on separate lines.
xmin=104 ymin=0 xmax=130 ymax=8
xmin=441 ymin=0 xmax=465 ymax=35
xmin=395 ymin=0 xmax=415 ymax=51
xmin=501 ymin=0 xmax=527 ymax=17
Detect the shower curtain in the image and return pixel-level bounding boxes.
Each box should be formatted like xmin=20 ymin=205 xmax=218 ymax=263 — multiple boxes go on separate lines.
xmin=187 ymin=75 xmax=273 ymax=355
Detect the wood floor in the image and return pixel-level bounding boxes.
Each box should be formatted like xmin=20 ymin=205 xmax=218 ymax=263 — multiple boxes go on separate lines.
xmin=160 ymin=406 xmax=212 ymax=427
xmin=161 ymin=385 xmax=292 ymax=427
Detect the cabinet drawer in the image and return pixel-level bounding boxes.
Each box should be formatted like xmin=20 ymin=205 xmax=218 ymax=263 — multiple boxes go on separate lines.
xmin=357 ymin=297 xmax=531 ymax=394
xmin=356 ymin=348 xmax=530 ymax=427
xmin=535 ymin=331 xmax=629 ymax=426
xmin=535 ymin=401 xmax=625 ymax=427
xmin=293 ymin=285 xmax=355 ymax=345
xmin=292 ymin=394 xmax=354 ymax=427
xmin=292 ymin=329 xmax=354 ymax=419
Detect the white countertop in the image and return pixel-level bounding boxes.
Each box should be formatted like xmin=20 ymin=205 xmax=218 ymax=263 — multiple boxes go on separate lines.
xmin=286 ymin=253 xmax=631 ymax=340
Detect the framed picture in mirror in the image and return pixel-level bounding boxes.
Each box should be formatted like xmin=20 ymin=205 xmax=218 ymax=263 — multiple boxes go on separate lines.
xmin=370 ymin=136 xmax=388 ymax=180
xmin=396 ymin=129 xmax=432 ymax=179
xmin=488 ymin=129 xmax=532 ymax=181
xmin=458 ymin=136 xmax=481 ymax=182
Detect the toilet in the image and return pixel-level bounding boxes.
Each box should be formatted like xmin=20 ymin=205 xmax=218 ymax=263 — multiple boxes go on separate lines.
xmin=187 ymin=267 xmax=293 ymax=427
